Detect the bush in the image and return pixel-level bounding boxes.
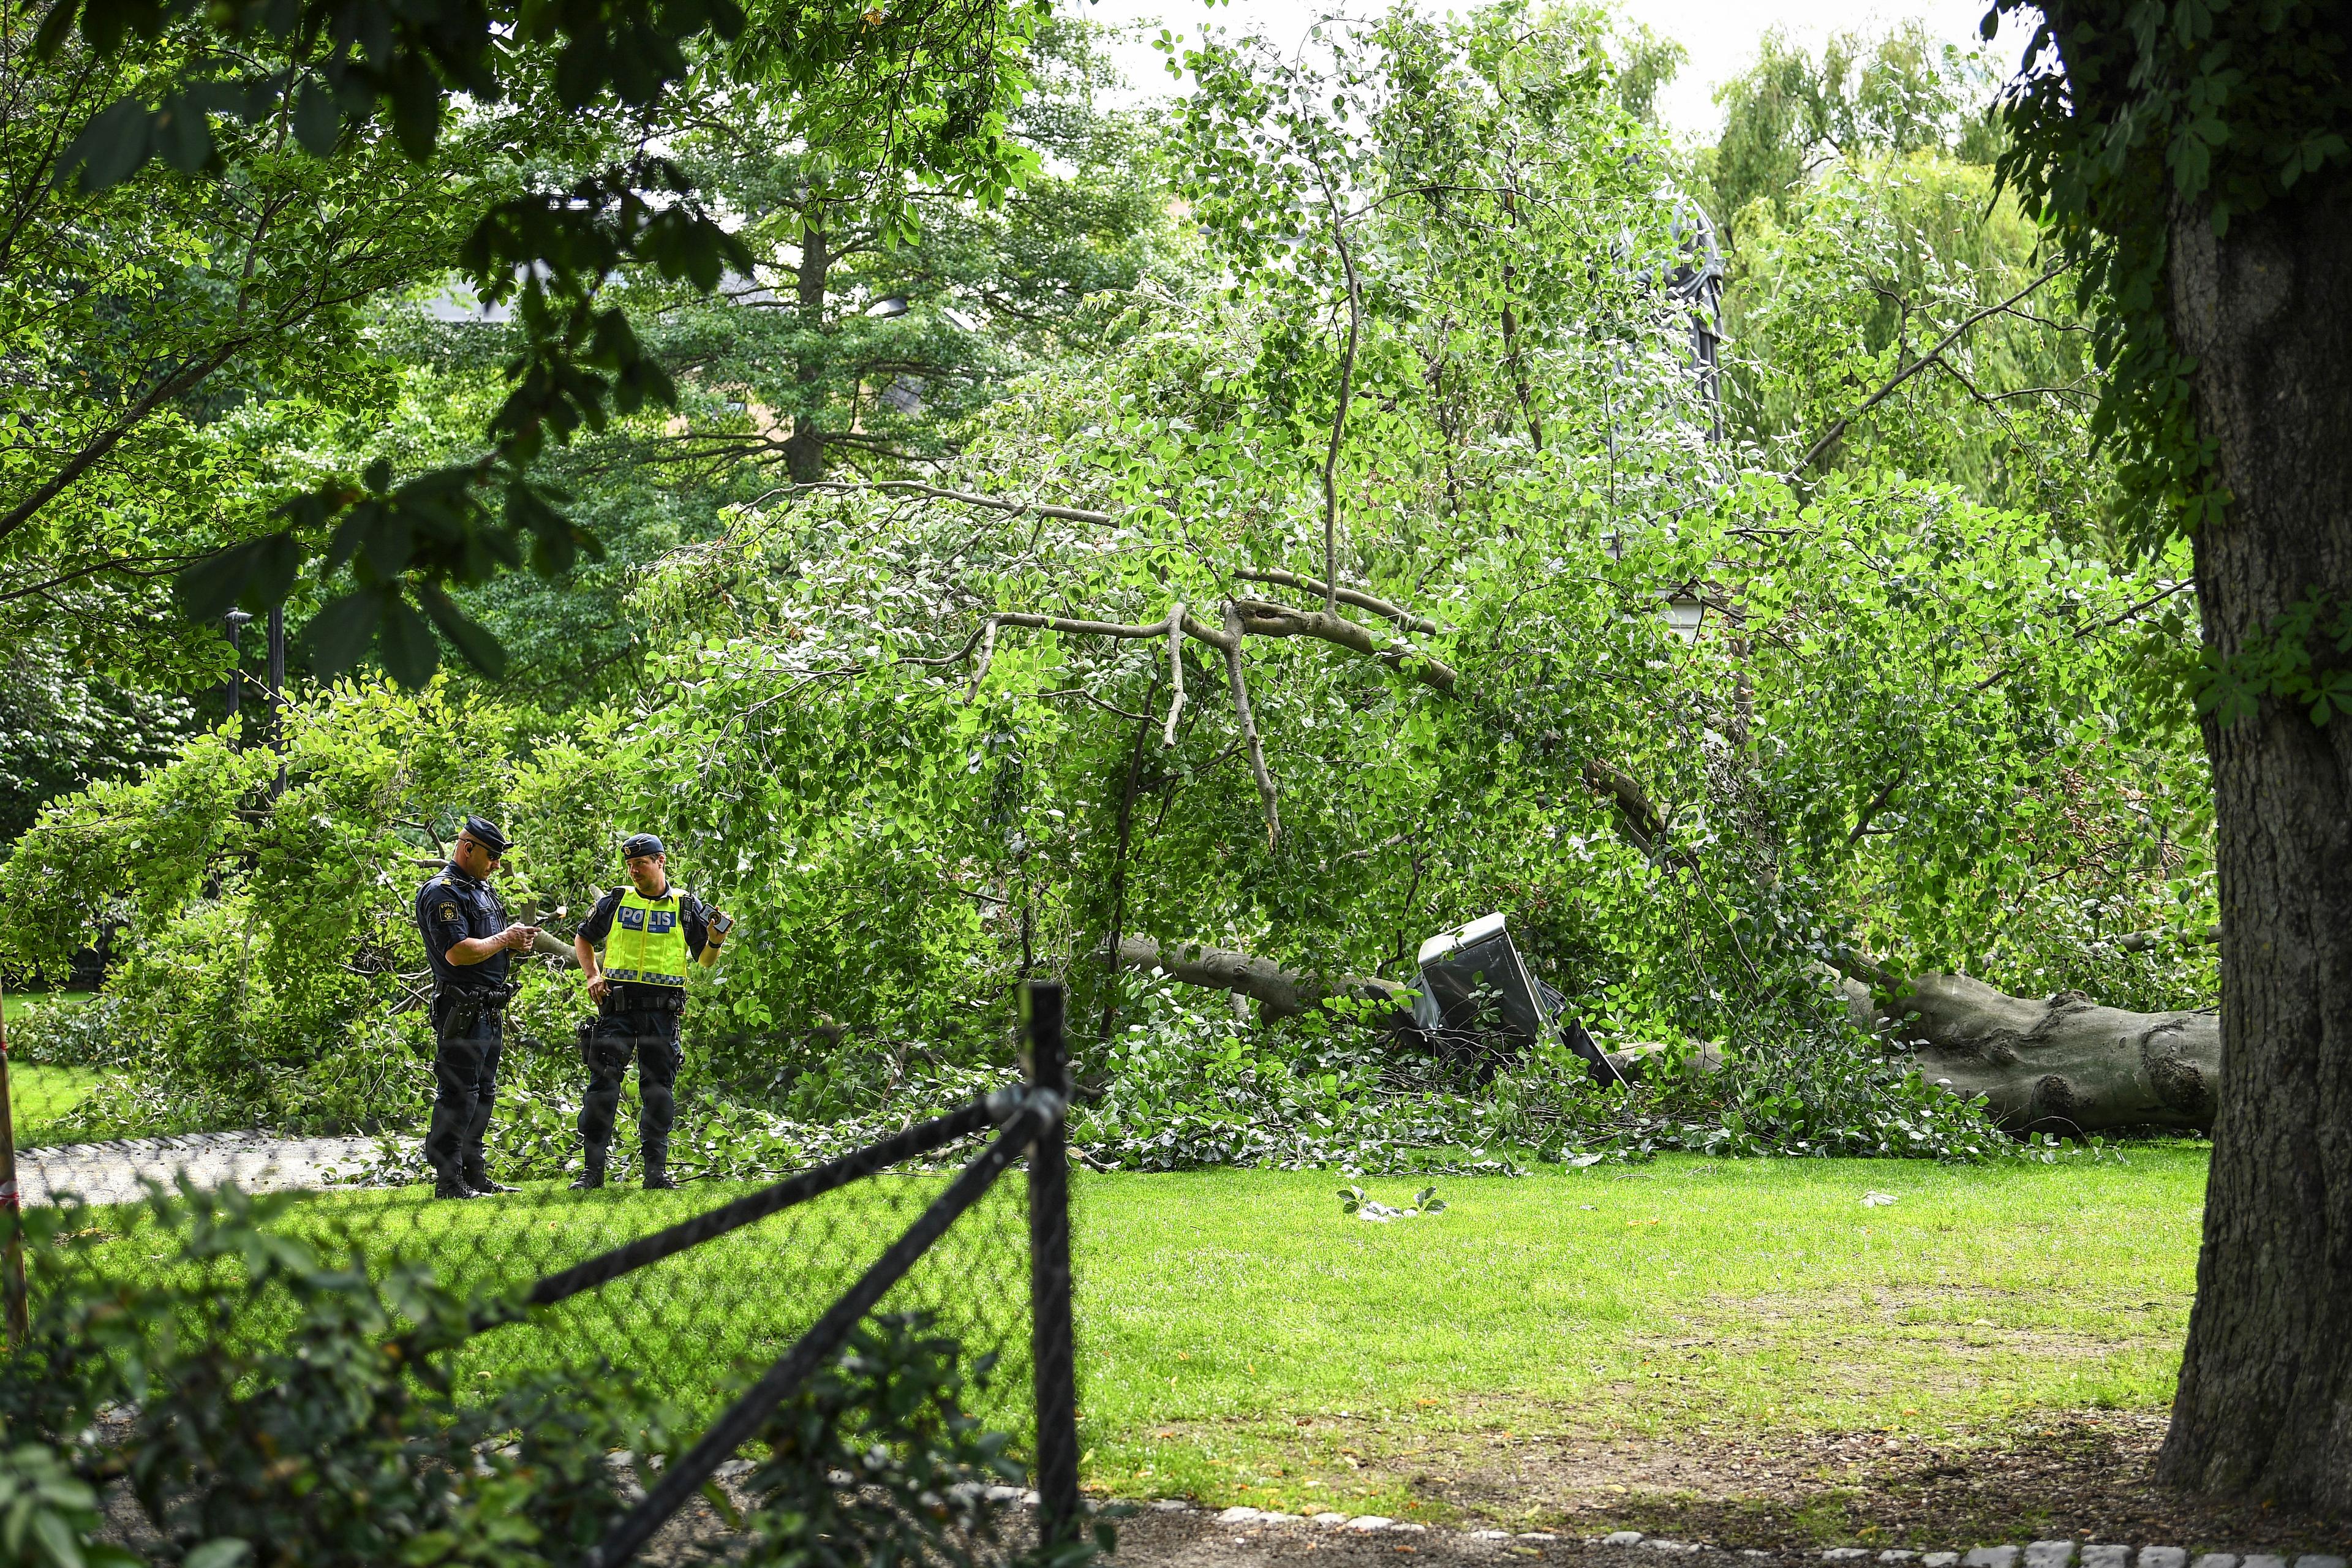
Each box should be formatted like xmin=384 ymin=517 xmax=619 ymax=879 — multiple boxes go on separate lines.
xmin=0 ymin=1186 xmax=1095 ymax=1568
xmin=0 ymin=1185 xmax=671 ymax=1567
xmin=732 ymin=1312 xmax=1030 ymax=1568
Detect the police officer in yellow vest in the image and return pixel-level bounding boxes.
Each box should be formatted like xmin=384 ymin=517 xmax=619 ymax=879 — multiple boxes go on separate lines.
xmin=570 ymin=833 xmax=727 ymax=1189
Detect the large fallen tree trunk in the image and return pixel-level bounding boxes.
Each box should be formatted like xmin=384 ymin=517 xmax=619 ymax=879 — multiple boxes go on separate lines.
xmin=1117 ymin=937 xmax=2220 ymax=1134
xmin=1837 ymin=971 xmax=2220 ymax=1134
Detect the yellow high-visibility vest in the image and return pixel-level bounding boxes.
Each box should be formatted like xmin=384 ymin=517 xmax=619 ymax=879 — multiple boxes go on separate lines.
xmin=604 ymin=886 xmax=690 ymax=987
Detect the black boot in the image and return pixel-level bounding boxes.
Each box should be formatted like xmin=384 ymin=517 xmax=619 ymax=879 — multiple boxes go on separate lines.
xmin=569 ymin=1148 xmax=606 ymax=1191
xmin=641 ymin=1149 xmax=678 ymax=1191
xmin=461 ymin=1159 xmax=518 ymax=1194
xmin=427 ymin=1099 xmax=478 ymax=1199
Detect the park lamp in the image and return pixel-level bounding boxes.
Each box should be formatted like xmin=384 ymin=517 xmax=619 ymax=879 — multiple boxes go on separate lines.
xmin=1601 ymin=535 xmax=1706 ymax=644
xmin=1661 ymin=589 xmax=1705 ymax=644
xmin=222 ymin=611 xmax=253 ymax=721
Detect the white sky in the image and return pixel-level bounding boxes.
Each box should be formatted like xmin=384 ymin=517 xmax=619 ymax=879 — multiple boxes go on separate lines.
xmin=1077 ymin=0 xmax=2015 ymax=146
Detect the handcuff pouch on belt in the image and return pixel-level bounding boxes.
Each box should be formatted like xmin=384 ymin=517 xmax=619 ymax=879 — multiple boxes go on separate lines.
xmin=437 ymin=982 xmax=522 ymax=1044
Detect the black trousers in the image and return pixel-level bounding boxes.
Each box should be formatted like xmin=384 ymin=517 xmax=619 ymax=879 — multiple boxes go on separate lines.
xmin=579 ymin=1000 xmax=682 ymax=1160
xmin=427 ymin=998 xmax=502 ymax=1180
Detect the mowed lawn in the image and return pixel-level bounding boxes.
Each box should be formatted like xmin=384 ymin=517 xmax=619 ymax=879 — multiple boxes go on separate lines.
xmin=7 ymin=1063 xmax=97 ymax=1145
xmin=1070 ymin=1151 xmax=2209 ymax=1517
xmin=32 ymin=1148 xmax=2208 ymax=1523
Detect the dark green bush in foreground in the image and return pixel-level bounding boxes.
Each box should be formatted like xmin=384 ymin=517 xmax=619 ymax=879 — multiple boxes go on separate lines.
xmin=0 ymin=1186 xmax=1077 ymax=1568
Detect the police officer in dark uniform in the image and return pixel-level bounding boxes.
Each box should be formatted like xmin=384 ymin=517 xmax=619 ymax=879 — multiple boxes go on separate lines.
xmin=570 ymin=832 xmax=726 ymax=1189
xmin=414 ymin=816 xmax=538 ymax=1199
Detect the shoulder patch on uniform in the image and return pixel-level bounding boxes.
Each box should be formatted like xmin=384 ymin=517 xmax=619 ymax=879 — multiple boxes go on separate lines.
xmin=436 ymin=901 xmax=462 ymax=922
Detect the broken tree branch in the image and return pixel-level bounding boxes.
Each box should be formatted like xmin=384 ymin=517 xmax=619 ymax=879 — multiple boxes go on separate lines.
xmin=965 ymin=618 xmax=1000 ymax=704
xmin=1163 ymin=603 xmax=1186 ymax=747
xmin=1581 ymin=759 xmax=1667 ymax=853
xmin=776 ymin=479 xmax=1116 ymax=527
xmin=1114 ymin=935 xmax=1403 ymax=1020
xmin=1224 ymin=602 xmax=1282 ymax=845
xmin=1234 ymin=567 xmax=1443 ymax=635
xmin=960 ymin=597 xmax=1455 ymax=702
xmin=1230 ymin=598 xmax=1457 ymax=692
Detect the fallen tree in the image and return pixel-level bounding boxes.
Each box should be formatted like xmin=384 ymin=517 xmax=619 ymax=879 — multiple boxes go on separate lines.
xmin=1115 ymin=936 xmax=1403 ymax=1020
xmin=1835 ymin=971 xmax=2220 ymax=1134
xmin=1116 ymin=937 xmax=2221 ymax=1136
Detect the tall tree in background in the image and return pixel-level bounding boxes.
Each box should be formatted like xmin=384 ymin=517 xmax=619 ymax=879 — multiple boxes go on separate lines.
xmin=1702 ymin=20 xmax=2002 ymax=235
xmin=643 ymin=15 xmax=1163 ymax=484
xmin=1995 ymin=0 xmax=2352 ymax=1508
xmin=11 ymin=0 xmax=1044 ymax=685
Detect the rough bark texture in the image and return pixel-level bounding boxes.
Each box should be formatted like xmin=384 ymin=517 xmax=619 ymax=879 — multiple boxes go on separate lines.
xmin=1115 ymin=937 xmax=1401 ymax=1020
xmin=2150 ymin=169 xmax=2352 ymax=1507
xmin=782 ymin=216 xmax=830 ymax=485
xmin=1838 ymin=974 xmax=2221 ymax=1134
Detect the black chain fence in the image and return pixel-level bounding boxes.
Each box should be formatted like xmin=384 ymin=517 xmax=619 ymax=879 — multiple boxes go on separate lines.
xmin=0 ymin=984 xmax=1088 ymax=1568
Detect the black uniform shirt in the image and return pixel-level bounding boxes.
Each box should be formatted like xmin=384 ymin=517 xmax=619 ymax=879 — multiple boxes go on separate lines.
xmin=579 ymin=883 xmax=712 ymax=1006
xmin=416 ymin=864 xmax=512 ymax=997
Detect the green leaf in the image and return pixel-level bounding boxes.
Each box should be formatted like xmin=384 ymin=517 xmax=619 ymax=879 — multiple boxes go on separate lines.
xmin=152 ymin=91 xmax=217 ymax=173
xmin=292 ymin=78 xmax=341 ymax=156
xmin=418 ymin=583 xmax=508 ymax=679
xmin=185 ymin=1540 xmax=254 ymax=1568
xmin=32 ymin=0 xmax=83 ymax=59
xmin=176 ymin=534 xmax=301 ymax=622
xmin=29 ymin=1507 xmax=82 ymax=1568
xmin=302 ymin=589 xmax=388 ymax=680
xmin=377 ymin=594 xmax=440 ymax=687
xmin=57 ymin=96 xmax=153 ymax=192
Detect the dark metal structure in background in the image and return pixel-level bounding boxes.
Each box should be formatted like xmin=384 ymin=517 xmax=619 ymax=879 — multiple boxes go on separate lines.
xmin=1667 ymin=198 xmax=1727 ymax=444
xmin=219 ymin=607 xmax=289 ymax=797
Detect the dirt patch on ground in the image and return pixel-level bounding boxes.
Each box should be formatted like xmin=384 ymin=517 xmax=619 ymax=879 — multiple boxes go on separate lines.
xmin=1343 ymin=1410 xmax=2344 ymax=1555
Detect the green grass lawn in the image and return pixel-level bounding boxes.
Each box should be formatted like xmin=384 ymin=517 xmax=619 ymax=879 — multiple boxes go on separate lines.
xmin=42 ymin=1170 xmax=1039 ymax=1438
xmin=7 ymin=1063 xmax=97 ymax=1146
xmin=2 ymin=989 xmax=91 ymax=1023
xmin=1069 ymin=1152 xmax=2209 ymax=1520
xmin=34 ymin=1148 xmax=2209 ymax=1528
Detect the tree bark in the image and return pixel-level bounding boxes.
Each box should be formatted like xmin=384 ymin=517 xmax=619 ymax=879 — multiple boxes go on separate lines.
xmin=783 ymin=212 xmax=830 ymax=486
xmin=1835 ymin=973 xmax=2220 ymax=1135
xmin=1098 ymin=698 xmax=1156 ymax=1041
xmin=2150 ymin=168 xmax=2352 ymax=1507
xmin=1114 ymin=936 xmax=1401 ymax=1020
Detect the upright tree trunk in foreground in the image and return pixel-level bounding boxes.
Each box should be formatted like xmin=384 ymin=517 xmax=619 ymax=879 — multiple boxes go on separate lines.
xmin=2155 ymin=173 xmax=2352 ymax=1506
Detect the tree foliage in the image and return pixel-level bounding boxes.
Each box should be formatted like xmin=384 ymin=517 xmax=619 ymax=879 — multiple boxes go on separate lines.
xmin=0 ymin=3 xmax=2220 ymax=1175
xmin=1991 ymin=0 xmax=2351 ymax=561
xmin=7 ymin=0 xmax=1050 ymax=686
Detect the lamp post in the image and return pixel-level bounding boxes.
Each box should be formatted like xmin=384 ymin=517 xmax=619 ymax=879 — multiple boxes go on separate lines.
xmin=266 ymin=605 xmax=286 ymax=799
xmin=222 ymin=611 xmax=253 ymax=726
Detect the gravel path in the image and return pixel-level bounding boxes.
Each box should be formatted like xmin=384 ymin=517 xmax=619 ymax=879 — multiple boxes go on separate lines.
xmin=1099 ymin=1505 xmax=2349 ymax=1568
xmin=15 ymin=1131 xmax=404 ymax=1205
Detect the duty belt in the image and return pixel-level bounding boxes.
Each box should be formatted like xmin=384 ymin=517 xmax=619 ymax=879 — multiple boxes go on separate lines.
xmin=437 ymin=982 xmax=522 ymax=1038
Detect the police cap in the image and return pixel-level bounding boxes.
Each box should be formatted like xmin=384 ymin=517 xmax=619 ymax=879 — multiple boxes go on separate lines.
xmin=621 ymin=832 xmax=666 ymax=861
xmin=459 ymin=815 xmax=510 ymax=857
